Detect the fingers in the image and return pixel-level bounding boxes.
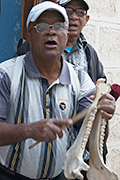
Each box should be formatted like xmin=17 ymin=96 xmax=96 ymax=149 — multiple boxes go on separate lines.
xmin=50 ymin=118 xmax=73 ymax=139
xmin=99 ymin=109 xmax=113 ymax=120
xmin=32 ymin=118 xmax=73 ymax=143
xmin=90 ymin=92 xmax=116 ymax=120
xmin=89 ymin=93 xmax=96 ymax=100
xmin=98 ymin=93 xmax=116 ymax=120
xmin=99 ymin=93 xmax=115 ymax=102
xmin=54 ymin=118 xmax=73 ymax=128
xmin=44 ymin=130 xmax=57 ymax=143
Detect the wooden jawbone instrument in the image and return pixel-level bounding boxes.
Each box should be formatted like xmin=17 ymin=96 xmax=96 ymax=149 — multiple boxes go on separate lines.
xmin=64 ymin=78 xmax=120 ymax=180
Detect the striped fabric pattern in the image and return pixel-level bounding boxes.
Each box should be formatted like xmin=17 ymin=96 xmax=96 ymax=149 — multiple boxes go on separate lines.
xmin=0 ymin=55 xmax=95 ymax=179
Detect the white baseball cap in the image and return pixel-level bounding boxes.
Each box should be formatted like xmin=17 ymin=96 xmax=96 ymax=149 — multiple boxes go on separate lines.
xmin=26 ymin=1 xmax=69 ymax=28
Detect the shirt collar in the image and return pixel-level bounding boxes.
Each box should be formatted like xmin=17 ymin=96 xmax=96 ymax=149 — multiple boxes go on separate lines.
xmin=24 ymin=51 xmax=71 ymax=85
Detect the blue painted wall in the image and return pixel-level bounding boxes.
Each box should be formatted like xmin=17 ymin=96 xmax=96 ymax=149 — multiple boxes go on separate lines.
xmin=0 ymin=0 xmax=22 ymax=62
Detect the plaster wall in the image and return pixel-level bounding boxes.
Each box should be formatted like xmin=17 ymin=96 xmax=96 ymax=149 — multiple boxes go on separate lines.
xmin=83 ymin=0 xmax=120 ymax=178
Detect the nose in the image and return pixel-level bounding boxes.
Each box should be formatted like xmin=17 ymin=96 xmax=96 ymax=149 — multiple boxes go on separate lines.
xmin=69 ymin=11 xmax=79 ymax=20
xmin=45 ymin=26 xmax=56 ymax=35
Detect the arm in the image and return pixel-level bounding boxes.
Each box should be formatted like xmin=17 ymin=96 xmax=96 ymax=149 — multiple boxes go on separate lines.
xmin=0 ymin=70 xmax=73 ymax=146
xmin=0 ymin=118 xmax=73 ymax=146
xmin=86 ymin=44 xmax=107 ymax=83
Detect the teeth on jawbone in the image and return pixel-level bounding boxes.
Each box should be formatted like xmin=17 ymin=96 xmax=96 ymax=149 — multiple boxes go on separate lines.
xmin=99 ymin=118 xmax=106 ymax=156
xmin=81 ymin=106 xmax=98 ymax=150
xmin=86 ymin=121 xmax=92 ymax=128
xmin=64 ymin=78 xmax=118 ymax=180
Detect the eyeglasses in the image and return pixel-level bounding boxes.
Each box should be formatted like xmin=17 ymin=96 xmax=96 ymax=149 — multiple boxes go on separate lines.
xmin=29 ymin=22 xmax=68 ymax=33
xmin=65 ymin=7 xmax=87 ymax=17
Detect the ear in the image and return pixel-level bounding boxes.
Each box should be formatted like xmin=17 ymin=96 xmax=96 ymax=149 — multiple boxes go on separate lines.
xmin=26 ymin=32 xmax=32 ymax=46
xmin=85 ymin=15 xmax=90 ymax=25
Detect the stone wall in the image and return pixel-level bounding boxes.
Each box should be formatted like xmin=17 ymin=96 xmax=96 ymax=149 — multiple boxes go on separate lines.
xmin=83 ymin=0 xmax=120 ymax=179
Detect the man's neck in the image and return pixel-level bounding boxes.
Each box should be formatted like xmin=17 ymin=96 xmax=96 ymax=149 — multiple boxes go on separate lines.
xmin=33 ymin=54 xmax=62 ymax=85
xmin=66 ymin=35 xmax=78 ymax=47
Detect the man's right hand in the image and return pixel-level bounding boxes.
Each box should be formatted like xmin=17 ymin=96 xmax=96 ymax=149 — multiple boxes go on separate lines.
xmin=29 ymin=118 xmax=73 ymax=143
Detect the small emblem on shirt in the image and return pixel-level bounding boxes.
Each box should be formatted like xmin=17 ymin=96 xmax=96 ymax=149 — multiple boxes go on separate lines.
xmin=59 ymin=102 xmax=66 ymax=110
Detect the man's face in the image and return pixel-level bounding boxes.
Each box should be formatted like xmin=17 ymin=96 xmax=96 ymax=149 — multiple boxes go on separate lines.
xmin=64 ymin=0 xmax=89 ymax=39
xmin=27 ymin=10 xmax=69 ymax=61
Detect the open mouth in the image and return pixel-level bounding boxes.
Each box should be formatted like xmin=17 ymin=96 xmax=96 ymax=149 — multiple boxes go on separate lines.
xmin=69 ymin=24 xmax=78 ymax=31
xmin=69 ymin=24 xmax=78 ymax=28
xmin=45 ymin=40 xmax=57 ymax=45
